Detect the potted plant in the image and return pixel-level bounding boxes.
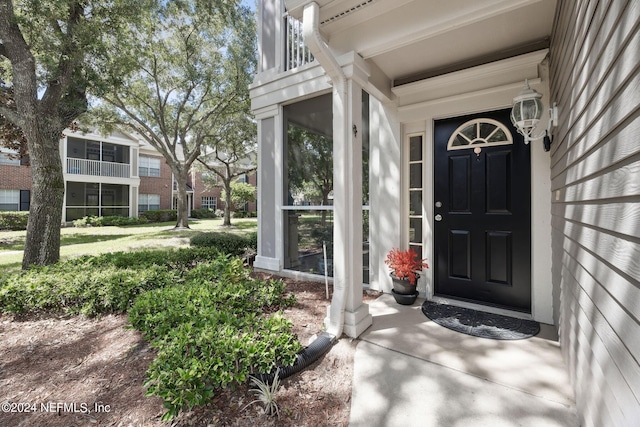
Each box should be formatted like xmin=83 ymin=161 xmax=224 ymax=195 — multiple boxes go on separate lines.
xmin=385 ymin=248 xmax=428 ymax=305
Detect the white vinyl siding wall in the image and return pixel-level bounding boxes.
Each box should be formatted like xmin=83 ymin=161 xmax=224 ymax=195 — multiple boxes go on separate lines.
xmin=549 ymin=1 xmax=640 ymax=426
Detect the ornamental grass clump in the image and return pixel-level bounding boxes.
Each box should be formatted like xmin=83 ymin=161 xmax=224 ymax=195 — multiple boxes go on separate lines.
xmin=384 ymin=248 xmax=429 ymax=285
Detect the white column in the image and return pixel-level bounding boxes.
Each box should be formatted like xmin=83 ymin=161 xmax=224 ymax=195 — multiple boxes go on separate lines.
xmin=369 ymin=98 xmax=402 ymax=293
xmin=253 ymin=105 xmax=283 ymax=272
xmin=329 ymin=77 xmax=372 ymax=338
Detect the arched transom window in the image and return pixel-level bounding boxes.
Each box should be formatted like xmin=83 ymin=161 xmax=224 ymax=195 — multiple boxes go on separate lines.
xmin=447 ymin=118 xmax=512 ymax=151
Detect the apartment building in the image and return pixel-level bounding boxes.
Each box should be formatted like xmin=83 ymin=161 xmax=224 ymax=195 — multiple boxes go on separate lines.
xmin=251 ymin=1 xmax=639 ymax=424
xmin=0 ymin=130 xmax=256 ymax=221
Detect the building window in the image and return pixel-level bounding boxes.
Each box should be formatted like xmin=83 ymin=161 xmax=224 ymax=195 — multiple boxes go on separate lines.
xmin=201 ymin=171 xmax=218 ymax=184
xmin=407 ymin=133 xmax=424 ymax=260
xmin=66 ymin=137 xmax=130 ymax=163
xmin=139 ymin=194 xmax=161 ymax=213
xmin=139 ymin=156 xmax=161 ymax=177
xmin=65 ymin=182 xmax=130 ymax=220
xmin=0 ymin=148 xmax=20 ymax=166
xmin=0 ymin=189 xmax=20 ymax=211
xmin=201 ymin=196 xmax=217 ymax=210
xmin=237 ymin=173 xmax=248 ymax=183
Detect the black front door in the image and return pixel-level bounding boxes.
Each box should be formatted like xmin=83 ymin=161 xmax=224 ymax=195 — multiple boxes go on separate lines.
xmin=433 ymin=108 xmax=531 ymax=312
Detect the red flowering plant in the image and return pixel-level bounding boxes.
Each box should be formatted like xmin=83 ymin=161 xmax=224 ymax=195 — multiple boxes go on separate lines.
xmin=384 ymin=248 xmax=429 ymax=285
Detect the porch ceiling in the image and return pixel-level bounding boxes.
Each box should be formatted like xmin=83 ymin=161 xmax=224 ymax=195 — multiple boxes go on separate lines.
xmin=284 ymin=0 xmax=556 ymax=86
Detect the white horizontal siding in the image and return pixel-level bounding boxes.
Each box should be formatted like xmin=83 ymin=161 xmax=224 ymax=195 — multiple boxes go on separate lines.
xmin=550 ymin=0 xmax=640 ymax=426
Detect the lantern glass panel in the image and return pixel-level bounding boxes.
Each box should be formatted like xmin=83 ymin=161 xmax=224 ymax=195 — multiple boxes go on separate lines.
xmin=522 ymin=98 xmax=543 ymax=121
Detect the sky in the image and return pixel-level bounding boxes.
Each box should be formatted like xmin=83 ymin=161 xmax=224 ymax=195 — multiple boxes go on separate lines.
xmin=241 ymin=0 xmax=256 ymax=11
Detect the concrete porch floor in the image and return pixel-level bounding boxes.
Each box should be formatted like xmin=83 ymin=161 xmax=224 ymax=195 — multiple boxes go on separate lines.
xmin=349 ymin=294 xmax=579 ymax=426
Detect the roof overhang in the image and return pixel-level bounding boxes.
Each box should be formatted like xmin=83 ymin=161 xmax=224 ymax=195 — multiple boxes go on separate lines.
xmin=284 ymin=0 xmax=556 ymax=89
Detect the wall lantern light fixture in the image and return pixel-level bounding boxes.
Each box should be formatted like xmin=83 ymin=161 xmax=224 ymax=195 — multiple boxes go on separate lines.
xmin=510 ymin=80 xmax=558 ymax=152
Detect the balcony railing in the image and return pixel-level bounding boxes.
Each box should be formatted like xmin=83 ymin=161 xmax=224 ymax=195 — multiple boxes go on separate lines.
xmin=66 ymin=158 xmax=130 ymax=178
xmin=285 ymin=15 xmax=314 ymax=71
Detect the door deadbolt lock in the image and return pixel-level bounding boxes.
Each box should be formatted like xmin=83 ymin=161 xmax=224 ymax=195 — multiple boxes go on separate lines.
xmin=435 ymin=201 xmax=442 ymax=208
xmin=435 ymin=214 xmax=443 ymax=221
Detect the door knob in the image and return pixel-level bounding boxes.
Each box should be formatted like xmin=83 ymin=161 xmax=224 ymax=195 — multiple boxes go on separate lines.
xmin=435 ymin=214 xmax=442 ymax=221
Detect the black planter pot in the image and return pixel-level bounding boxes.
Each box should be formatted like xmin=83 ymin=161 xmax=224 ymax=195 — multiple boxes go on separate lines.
xmin=391 ymin=289 xmax=419 ymax=305
xmin=390 ymin=274 xmax=418 ymax=295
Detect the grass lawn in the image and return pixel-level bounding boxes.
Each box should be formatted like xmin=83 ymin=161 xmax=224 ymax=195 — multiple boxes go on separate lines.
xmin=0 ymin=218 xmax=257 ymax=273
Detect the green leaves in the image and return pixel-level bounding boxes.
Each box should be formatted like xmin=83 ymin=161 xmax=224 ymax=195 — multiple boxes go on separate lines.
xmin=0 ymin=211 xmax=29 ymax=230
xmin=189 ymin=231 xmax=256 ymax=255
xmin=0 ymin=247 xmax=220 ymax=315
xmin=0 ymin=245 xmax=301 ymax=421
xmin=129 ymin=256 xmax=299 ymax=420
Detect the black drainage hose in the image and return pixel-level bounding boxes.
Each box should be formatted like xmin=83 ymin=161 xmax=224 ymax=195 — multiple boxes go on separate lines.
xmin=252 ymin=332 xmax=337 ymax=384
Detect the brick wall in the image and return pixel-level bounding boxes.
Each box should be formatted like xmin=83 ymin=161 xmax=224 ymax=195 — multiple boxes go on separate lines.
xmin=246 ymin=171 xmax=257 ymax=212
xmin=190 ymin=170 xmax=222 ymax=210
xmin=138 ymin=155 xmax=173 ymax=210
xmin=0 ymin=163 xmax=32 ymax=192
xmin=189 ymin=170 xmax=257 ymax=212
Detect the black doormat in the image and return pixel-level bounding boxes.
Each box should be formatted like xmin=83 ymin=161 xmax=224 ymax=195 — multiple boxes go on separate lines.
xmin=421 ymin=300 xmax=540 ymax=340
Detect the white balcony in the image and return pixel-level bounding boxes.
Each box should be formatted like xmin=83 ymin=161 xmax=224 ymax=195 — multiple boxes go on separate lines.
xmin=285 ymin=15 xmax=314 ymax=70
xmin=66 ymin=158 xmax=131 ymax=178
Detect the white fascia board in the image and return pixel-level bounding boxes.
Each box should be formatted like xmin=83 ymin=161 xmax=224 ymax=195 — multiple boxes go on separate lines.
xmin=62 ymin=174 xmax=141 ymax=187
xmin=393 ymin=50 xmax=548 ymax=109
xmin=358 ymin=0 xmax=546 ymax=59
xmin=397 ymin=78 xmax=542 ymax=123
xmin=250 ymin=62 xmax=332 ymax=112
xmin=250 ymin=51 xmax=392 ymax=112
xmin=62 ymin=129 xmax=140 ymax=147
xmin=393 ymin=49 xmax=548 ymax=98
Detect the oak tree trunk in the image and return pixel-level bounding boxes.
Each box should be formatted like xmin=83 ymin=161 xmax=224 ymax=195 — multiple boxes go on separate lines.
xmin=22 ymin=123 xmax=64 ymax=268
xmin=173 ymin=167 xmax=190 ymax=229
xmin=223 ymin=177 xmax=233 ymax=227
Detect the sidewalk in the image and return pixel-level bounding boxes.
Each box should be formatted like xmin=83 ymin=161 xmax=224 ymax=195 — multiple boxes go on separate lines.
xmin=349 ymin=294 xmax=579 ymax=426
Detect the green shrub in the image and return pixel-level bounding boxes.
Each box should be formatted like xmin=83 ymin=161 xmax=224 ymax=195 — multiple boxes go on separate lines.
xmin=190 ymin=208 xmax=217 ymax=219
xmin=72 ymin=215 xmax=148 ymax=227
xmin=0 ymin=247 xmax=220 ymax=316
xmin=0 ymin=211 xmax=29 ymax=230
xmin=247 ymin=232 xmax=258 ymax=251
xmin=128 ymin=257 xmax=298 ymax=420
xmin=190 ymin=232 xmax=252 ymax=256
xmin=140 ymin=209 xmax=177 ymax=223
xmin=0 ymin=248 xmax=301 ymax=421
xmin=144 ymin=313 xmax=299 ymax=420
xmin=0 ymin=263 xmax=179 ymax=316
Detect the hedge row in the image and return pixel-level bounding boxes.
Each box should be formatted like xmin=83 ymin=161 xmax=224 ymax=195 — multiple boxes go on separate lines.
xmin=0 ymin=247 xmax=221 ymax=316
xmin=72 ymin=210 xmax=178 ymax=227
xmin=190 ymin=208 xmax=222 ymax=219
xmin=140 ymin=209 xmax=177 ymax=223
xmin=190 ymin=231 xmax=257 ymax=256
xmin=0 ymin=211 xmax=29 ymax=231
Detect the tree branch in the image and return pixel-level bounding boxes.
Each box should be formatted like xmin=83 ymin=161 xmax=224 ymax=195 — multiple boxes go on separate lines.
xmin=41 ymin=1 xmax=85 ymax=113
xmin=102 ymin=94 xmax=176 ymax=163
xmin=0 ymin=0 xmax=38 ymax=126
xmin=0 ymin=103 xmax=20 ymax=126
